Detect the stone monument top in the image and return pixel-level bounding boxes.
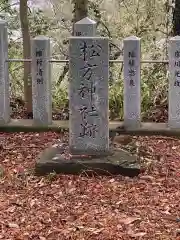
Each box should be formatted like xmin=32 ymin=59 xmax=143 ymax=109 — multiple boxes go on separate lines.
xmin=170 ymin=36 xmax=180 ymax=41
xmin=0 ymin=19 xmax=6 ymax=24
xmin=124 ymin=35 xmax=140 ymax=41
xmin=75 ymin=17 xmax=96 ymax=25
xmin=74 ymin=17 xmax=96 ymax=36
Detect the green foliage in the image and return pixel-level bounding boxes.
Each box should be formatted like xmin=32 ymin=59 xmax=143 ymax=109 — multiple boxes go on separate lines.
xmin=109 ymin=83 xmax=123 ymax=120
xmin=46 ymin=171 xmax=57 ymax=182
xmin=52 ymin=85 xmax=68 ymax=109
xmin=28 ymin=9 xmax=56 ymax=37
xmin=140 ymin=63 xmax=167 ymax=120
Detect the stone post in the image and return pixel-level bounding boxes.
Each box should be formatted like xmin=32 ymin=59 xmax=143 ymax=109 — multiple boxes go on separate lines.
xmin=168 ymin=36 xmax=180 ymax=128
xmin=69 ymin=36 xmax=109 ymax=155
xmin=123 ymin=36 xmax=141 ymax=129
xmin=31 ymin=36 xmax=52 ymax=125
xmin=0 ymin=20 xmax=10 ymax=124
xmin=74 ymin=17 xmax=96 ymax=36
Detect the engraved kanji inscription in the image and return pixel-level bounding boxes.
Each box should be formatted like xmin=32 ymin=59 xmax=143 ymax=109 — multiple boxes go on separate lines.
xmin=36 ymin=49 xmax=44 ymax=84
xmin=79 ymin=122 xmax=98 ymax=138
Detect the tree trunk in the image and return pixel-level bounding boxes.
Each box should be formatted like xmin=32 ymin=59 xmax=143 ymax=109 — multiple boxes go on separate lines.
xmin=72 ymin=0 xmax=88 ymax=34
xmin=74 ymin=0 xmax=88 ymax=21
xmin=19 ymin=0 xmax=32 ymax=115
xmin=57 ymin=0 xmax=89 ymax=85
xmin=173 ymin=0 xmax=180 ymax=36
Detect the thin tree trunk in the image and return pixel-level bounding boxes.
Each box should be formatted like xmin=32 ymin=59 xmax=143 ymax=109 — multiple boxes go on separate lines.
xmin=72 ymin=0 xmax=88 ymax=34
xmin=57 ymin=0 xmax=89 ymax=86
xmin=19 ymin=0 xmax=32 ymax=115
xmin=74 ymin=0 xmax=88 ymax=21
xmin=173 ymin=0 xmax=180 ymax=36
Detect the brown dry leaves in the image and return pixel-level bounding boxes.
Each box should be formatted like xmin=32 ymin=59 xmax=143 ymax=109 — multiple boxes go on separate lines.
xmin=0 ymin=133 xmax=180 ymax=239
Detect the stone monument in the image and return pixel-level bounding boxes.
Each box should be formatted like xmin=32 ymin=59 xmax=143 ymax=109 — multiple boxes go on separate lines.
xmin=31 ymin=36 xmax=52 ymax=125
xmin=35 ymin=18 xmax=140 ymax=177
xmin=0 ymin=20 xmax=10 ymax=124
xmin=69 ymin=36 xmax=109 ymax=155
xmin=123 ymin=36 xmax=141 ymax=129
xmin=168 ymin=36 xmax=180 ymax=128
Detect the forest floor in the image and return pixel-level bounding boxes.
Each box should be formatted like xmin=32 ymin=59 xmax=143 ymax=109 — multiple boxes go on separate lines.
xmin=0 ymin=102 xmax=180 ymax=239
xmin=0 ymin=132 xmax=180 ymax=239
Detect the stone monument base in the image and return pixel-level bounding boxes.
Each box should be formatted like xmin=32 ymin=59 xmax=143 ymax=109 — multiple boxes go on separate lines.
xmin=35 ymin=143 xmax=140 ymax=177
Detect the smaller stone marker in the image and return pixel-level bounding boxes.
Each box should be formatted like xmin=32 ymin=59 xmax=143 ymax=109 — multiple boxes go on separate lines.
xmin=31 ymin=36 xmax=52 ymax=125
xmin=0 ymin=20 xmax=10 ymax=124
xmin=123 ymin=36 xmax=141 ymax=129
xmin=69 ymin=36 xmax=109 ymax=155
xmin=74 ymin=17 xmax=96 ymax=36
xmin=168 ymin=36 xmax=180 ymax=128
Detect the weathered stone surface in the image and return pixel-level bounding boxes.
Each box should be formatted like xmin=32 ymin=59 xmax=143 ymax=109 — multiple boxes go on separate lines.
xmin=168 ymin=36 xmax=180 ymax=128
xmin=74 ymin=17 xmax=96 ymax=36
xmin=35 ymin=143 xmax=140 ymax=177
xmin=0 ymin=20 xmax=10 ymax=124
xmin=69 ymin=37 xmax=109 ymax=155
xmin=123 ymin=36 xmax=141 ymax=129
xmin=31 ymin=35 xmax=52 ymax=125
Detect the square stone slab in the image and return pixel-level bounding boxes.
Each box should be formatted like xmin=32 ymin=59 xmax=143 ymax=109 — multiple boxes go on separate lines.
xmin=35 ymin=143 xmax=140 ymax=177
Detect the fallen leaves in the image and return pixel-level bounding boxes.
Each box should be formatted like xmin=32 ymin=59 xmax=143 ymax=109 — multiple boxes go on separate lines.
xmin=0 ymin=133 xmax=180 ymax=239
xmin=127 ymin=229 xmax=146 ymax=238
xmin=8 ymin=223 xmax=20 ymax=229
xmin=119 ymin=215 xmax=141 ymax=225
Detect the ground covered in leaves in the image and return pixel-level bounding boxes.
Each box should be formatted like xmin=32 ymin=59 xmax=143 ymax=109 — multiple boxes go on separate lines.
xmin=0 ymin=132 xmax=180 ymax=239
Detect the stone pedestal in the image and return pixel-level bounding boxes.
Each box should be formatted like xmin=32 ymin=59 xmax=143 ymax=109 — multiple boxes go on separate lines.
xmin=35 ymin=143 xmax=140 ymax=177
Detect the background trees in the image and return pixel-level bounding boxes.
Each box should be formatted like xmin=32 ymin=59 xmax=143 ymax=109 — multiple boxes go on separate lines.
xmin=0 ymin=0 xmax=179 ymax=120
